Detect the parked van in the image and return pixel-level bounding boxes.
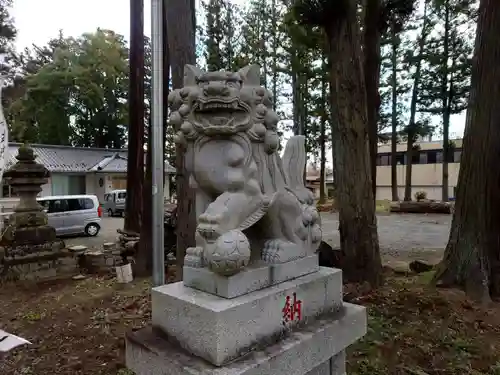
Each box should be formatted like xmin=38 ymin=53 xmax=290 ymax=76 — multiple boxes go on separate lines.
xmin=37 ymin=195 xmax=102 ymax=237
xmin=103 ymin=189 xmax=126 ymax=217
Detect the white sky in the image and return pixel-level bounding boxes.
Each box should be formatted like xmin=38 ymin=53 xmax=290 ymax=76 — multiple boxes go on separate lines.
xmin=11 ymin=0 xmax=466 ymax=138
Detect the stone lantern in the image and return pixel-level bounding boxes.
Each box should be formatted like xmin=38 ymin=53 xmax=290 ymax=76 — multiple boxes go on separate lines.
xmin=1 ymin=144 xmax=63 ymax=252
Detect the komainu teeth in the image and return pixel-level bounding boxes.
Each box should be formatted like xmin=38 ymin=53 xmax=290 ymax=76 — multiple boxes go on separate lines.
xmin=198 ymin=101 xmax=239 ymax=110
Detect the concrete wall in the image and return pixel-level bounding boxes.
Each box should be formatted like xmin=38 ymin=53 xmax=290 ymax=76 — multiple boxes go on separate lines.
xmin=378 ymin=139 xmax=463 ymax=153
xmin=376 ymin=163 xmax=460 ymax=200
xmin=85 ymin=173 xmax=115 ymax=203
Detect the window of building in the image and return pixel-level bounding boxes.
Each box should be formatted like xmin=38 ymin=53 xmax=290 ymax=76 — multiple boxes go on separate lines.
xmin=436 ymin=151 xmax=443 ymax=163
xmin=395 ymin=152 xmax=405 ymax=165
xmin=419 ymin=152 xmax=428 ymax=164
xmin=378 ymin=154 xmax=390 ymax=166
xmin=427 ymin=151 xmax=437 ymax=163
xmin=454 ymin=150 xmax=461 ymax=162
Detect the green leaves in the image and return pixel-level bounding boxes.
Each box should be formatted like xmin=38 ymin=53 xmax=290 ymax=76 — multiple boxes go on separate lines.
xmin=291 ymin=0 xmax=346 ymax=27
xmin=7 ymin=29 xmax=130 ymax=148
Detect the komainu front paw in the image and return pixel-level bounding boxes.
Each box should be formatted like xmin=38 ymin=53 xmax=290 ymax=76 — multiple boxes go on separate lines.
xmin=184 ymin=246 xmax=204 ymax=268
xmin=301 ymin=205 xmax=319 ymax=226
xmin=261 ymin=239 xmax=305 ymax=264
xmin=197 ymin=212 xmax=226 ymax=241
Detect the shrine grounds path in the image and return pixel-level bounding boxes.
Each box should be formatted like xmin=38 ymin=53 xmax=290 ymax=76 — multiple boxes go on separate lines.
xmin=321 ymin=212 xmax=451 ymax=264
xmin=65 ymin=212 xmax=452 ymax=264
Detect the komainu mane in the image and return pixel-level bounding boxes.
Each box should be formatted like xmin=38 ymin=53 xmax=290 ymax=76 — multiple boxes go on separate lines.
xmin=168 ymin=64 xmax=321 ymax=276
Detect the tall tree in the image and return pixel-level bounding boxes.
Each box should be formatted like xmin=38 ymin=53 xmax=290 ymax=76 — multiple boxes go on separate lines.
xmin=166 ymin=0 xmax=197 ymax=281
xmin=363 ymin=0 xmax=383 ymax=198
xmin=293 ymin=0 xmax=383 ymax=286
xmin=204 ymin=0 xmax=227 ymax=71
xmin=318 ymin=52 xmax=329 ymax=203
xmin=162 ymin=3 xmax=172 ymax=189
xmin=124 ymin=0 xmax=145 ymax=235
xmin=433 ymin=0 xmax=500 ymax=303
xmin=418 ymin=0 xmax=475 ymax=201
xmin=0 ymin=0 xmax=18 ymax=119
xmin=0 ymin=0 xmax=15 ymax=56
xmin=8 ymin=31 xmax=129 ymax=147
xmin=137 ymin=34 xmax=153 ymax=276
xmin=403 ymin=0 xmax=433 ymax=201
xmin=378 ymin=0 xmax=416 ymax=202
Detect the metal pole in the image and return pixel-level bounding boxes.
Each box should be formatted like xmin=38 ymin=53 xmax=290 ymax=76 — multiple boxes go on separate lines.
xmin=151 ymin=0 xmax=165 ymax=286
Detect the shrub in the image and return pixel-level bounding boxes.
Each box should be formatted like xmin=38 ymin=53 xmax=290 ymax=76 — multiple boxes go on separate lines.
xmin=414 ymin=191 xmax=427 ymax=201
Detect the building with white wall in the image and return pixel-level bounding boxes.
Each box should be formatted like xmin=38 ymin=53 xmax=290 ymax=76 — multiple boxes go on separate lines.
xmin=1 ymin=143 xmax=176 ymax=204
xmin=376 ymin=139 xmax=462 ymax=201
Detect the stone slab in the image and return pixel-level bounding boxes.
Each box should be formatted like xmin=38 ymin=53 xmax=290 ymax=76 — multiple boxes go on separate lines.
xmin=68 ymin=245 xmax=88 ymax=254
xmin=152 ymin=267 xmax=343 ymax=366
xmin=305 ymin=351 xmax=345 ymax=375
xmin=183 ymin=254 xmax=319 ymax=298
xmin=126 ymin=303 xmax=366 ymax=375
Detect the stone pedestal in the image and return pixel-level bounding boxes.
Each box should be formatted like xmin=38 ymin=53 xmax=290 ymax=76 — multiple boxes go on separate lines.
xmin=126 ymin=263 xmax=366 ymax=375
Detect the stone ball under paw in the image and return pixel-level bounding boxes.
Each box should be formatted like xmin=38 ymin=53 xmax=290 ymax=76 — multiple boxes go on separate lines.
xmin=206 ymin=230 xmax=251 ymax=276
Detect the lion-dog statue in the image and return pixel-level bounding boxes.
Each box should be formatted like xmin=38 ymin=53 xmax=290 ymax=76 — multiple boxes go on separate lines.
xmin=168 ymin=64 xmax=321 ymax=276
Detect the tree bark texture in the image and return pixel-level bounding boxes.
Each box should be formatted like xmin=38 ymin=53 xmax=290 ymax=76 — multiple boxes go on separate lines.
xmin=404 ymin=0 xmax=429 ymax=201
xmin=165 ymin=0 xmax=197 ymax=281
xmin=124 ymin=0 xmax=145 ymax=235
xmin=162 ymin=4 xmax=170 ymax=193
xmin=319 ymin=54 xmax=328 ymax=204
xmin=136 ymin=122 xmax=153 ymax=276
xmin=390 ymin=28 xmax=399 ymax=202
xmin=363 ymin=0 xmax=382 ymax=200
xmin=441 ymin=0 xmax=450 ymax=202
xmin=326 ymin=3 xmax=382 ymax=286
xmin=434 ymin=0 xmax=500 ymax=303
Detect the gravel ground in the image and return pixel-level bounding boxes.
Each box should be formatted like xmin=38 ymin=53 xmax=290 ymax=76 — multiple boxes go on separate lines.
xmin=65 ymin=213 xmax=452 ymax=263
xmin=63 ymin=217 xmax=123 ymax=249
xmin=321 ymin=212 xmax=451 ymax=263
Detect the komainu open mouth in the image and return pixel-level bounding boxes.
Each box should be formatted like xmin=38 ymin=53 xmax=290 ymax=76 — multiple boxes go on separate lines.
xmin=192 ymin=100 xmax=251 ymax=132
xmin=196 ymin=101 xmax=241 ymax=112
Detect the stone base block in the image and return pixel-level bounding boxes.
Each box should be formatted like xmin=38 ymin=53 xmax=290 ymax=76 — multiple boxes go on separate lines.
xmin=306 ymin=352 xmax=346 ymax=375
xmin=152 ymin=267 xmax=343 ymax=366
xmin=126 ymin=303 xmax=365 ymax=375
xmin=184 ymin=254 xmax=319 ymax=298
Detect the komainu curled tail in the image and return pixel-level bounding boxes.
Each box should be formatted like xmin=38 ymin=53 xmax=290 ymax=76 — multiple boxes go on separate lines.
xmin=282 ymin=135 xmax=313 ymax=204
xmin=259 ymin=135 xmax=322 ymax=264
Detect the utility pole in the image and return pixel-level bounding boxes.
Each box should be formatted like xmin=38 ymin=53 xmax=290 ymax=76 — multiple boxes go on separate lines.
xmin=151 ymin=0 xmax=165 ymax=286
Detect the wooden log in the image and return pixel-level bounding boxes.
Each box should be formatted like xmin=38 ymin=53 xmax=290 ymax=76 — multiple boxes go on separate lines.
xmin=390 ymin=201 xmax=452 ymax=214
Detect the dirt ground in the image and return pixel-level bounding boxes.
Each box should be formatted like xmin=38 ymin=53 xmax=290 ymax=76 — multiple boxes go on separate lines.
xmin=1 ymin=271 xmax=500 ymax=375
xmin=0 ymin=213 xmax=465 ymax=374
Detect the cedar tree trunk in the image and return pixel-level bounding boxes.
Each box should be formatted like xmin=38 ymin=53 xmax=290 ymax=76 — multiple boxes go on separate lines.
xmin=363 ymin=0 xmax=382 ymax=200
xmin=326 ymin=2 xmax=382 ymax=286
xmin=165 ymin=0 xmax=197 ymax=280
xmin=390 ymin=27 xmax=399 ymax=202
xmin=433 ymin=0 xmax=500 ymax=303
xmin=124 ymin=0 xmax=144 ymax=235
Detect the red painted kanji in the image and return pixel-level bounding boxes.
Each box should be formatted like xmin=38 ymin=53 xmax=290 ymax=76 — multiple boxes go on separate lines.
xmin=282 ymin=292 xmax=302 ymax=324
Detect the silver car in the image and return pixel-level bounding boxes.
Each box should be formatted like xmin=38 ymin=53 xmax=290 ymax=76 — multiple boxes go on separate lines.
xmin=103 ymin=189 xmax=126 ymax=217
xmin=37 ymin=195 xmax=102 ymax=237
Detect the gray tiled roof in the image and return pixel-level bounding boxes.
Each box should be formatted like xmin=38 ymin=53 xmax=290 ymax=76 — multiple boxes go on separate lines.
xmin=6 ymin=143 xmax=176 ymax=174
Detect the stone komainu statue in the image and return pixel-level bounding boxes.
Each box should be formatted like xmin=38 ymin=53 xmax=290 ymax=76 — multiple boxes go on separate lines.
xmin=169 ymin=64 xmax=321 ymax=276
